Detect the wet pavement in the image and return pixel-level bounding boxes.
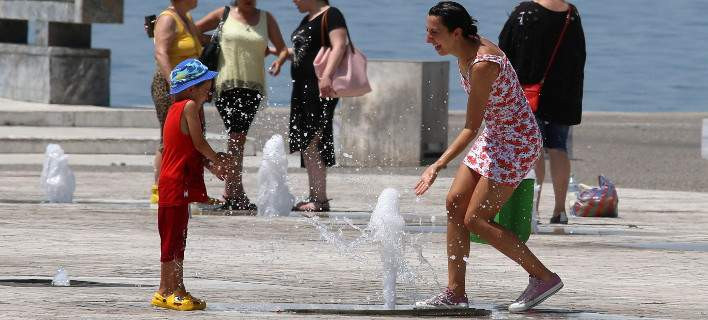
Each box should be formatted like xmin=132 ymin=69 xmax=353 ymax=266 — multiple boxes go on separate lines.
xmin=1 ymin=169 xmax=708 ymax=319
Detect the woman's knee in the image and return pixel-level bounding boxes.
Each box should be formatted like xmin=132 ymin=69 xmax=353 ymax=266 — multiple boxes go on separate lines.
xmin=446 ymin=193 xmax=467 ymax=221
xmin=463 ymin=214 xmax=489 ymax=234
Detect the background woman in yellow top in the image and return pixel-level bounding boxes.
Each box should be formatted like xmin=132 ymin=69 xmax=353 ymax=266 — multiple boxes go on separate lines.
xmin=150 ymin=0 xmax=204 ymax=204
xmin=198 ymin=0 xmax=289 ymax=211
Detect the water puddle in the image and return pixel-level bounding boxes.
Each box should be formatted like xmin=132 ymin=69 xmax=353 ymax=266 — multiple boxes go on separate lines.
xmin=536 ymin=225 xmax=649 ymax=236
xmin=0 ymin=278 xmax=152 ymax=288
xmin=207 ymin=302 xmax=489 ymax=317
xmin=617 ymin=242 xmax=708 ymax=252
xmin=207 ymin=303 xmax=648 ymax=319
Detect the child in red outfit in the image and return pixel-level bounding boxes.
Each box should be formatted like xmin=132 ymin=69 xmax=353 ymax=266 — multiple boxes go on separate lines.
xmin=151 ymin=59 xmax=231 ymax=311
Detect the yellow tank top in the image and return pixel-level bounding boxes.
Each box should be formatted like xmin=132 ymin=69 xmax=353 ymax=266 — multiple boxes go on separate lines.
xmin=158 ymin=10 xmax=202 ymax=68
xmin=215 ymin=10 xmax=269 ymax=96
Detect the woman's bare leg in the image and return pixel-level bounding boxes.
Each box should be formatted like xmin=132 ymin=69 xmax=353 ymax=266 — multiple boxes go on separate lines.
xmin=445 ymin=164 xmax=481 ymax=298
xmin=548 ymin=148 xmax=570 ymax=216
xmin=224 ymin=132 xmax=247 ymax=200
xmin=533 ymin=154 xmax=545 ymax=213
xmin=463 ymin=177 xmax=555 ymax=282
xmin=302 ymin=132 xmax=327 ymax=203
xmin=154 ymin=150 xmax=162 ymax=184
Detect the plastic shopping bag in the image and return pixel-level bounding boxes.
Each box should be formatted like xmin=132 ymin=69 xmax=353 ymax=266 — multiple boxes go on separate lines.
xmin=40 ymin=144 xmax=75 ymax=203
xmin=570 ymin=175 xmax=618 ymax=218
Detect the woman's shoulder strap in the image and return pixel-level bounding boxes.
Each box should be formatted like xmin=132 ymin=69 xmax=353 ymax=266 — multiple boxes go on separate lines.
xmin=159 ymin=10 xmax=184 ymax=33
xmin=473 ymin=54 xmax=505 ymax=67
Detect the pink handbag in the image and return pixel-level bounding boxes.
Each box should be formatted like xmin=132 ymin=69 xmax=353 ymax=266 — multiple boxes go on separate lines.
xmin=313 ymin=9 xmax=371 ymax=98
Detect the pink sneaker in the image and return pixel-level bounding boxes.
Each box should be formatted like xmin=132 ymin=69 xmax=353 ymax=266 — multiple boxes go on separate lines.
xmin=508 ymin=273 xmax=563 ymax=312
xmin=415 ymin=288 xmax=469 ymax=309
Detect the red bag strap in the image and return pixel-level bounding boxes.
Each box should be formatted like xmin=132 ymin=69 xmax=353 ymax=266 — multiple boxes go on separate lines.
xmin=319 ymin=8 xmax=355 ymax=53
xmin=319 ymin=9 xmax=328 ymax=47
xmin=541 ymin=4 xmax=574 ymax=84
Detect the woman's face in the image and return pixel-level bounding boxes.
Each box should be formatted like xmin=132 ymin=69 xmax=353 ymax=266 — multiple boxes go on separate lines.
xmin=425 ymin=15 xmax=457 ymax=56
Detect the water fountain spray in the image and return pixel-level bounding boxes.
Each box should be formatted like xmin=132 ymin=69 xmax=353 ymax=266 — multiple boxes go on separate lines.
xmin=256 ymin=135 xmax=295 ymax=217
xmin=368 ymin=188 xmax=405 ymax=309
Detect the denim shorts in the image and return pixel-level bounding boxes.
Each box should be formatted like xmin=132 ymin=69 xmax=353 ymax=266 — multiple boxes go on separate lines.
xmin=536 ymin=116 xmax=570 ymax=151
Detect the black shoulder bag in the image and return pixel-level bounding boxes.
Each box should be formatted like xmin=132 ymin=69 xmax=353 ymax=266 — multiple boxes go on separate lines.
xmin=199 ymin=6 xmax=230 ymax=71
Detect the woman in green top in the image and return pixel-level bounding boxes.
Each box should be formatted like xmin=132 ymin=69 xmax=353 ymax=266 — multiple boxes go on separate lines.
xmin=198 ymin=0 xmax=289 ymax=210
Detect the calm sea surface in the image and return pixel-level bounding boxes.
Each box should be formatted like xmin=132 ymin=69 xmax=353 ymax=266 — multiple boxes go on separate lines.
xmin=93 ymin=0 xmax=708 ymax=112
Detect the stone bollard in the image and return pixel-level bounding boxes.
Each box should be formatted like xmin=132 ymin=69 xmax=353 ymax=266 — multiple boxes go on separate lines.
xmin=337 ymin=60 xmax=449 ymax=167
xmin=0 ymin=0 xmax=123 ymax=106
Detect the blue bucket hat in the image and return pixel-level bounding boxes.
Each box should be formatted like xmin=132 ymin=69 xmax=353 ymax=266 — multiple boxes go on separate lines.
xmin=169 ymin=58 xmax=218 ymax=95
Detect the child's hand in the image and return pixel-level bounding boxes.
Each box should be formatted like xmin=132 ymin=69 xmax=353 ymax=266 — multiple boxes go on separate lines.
xmin=215 ymin=152 xmax=236 ymax=180
xmin=207 ymin=162 xmax=227 ymax=181
xmin=205 ymin=153 xmax=232 ymax=181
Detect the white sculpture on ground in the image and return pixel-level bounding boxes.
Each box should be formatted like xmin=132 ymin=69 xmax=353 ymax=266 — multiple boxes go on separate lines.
xmin=256 ymin=135 xmax=295 ymax=217
xmin=40 ymin=144 xmax=75 ymax=203
xmin=52 ymin=266 xmax=70 ymax=286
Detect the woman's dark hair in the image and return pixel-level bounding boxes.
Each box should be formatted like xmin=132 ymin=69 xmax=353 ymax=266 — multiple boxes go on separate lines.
xmin=428 ymin=1 xmax=479 ymax=42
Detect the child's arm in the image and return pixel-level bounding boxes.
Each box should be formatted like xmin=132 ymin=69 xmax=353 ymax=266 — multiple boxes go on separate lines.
xmin=183 ymin=100 xmax=220 ymax=163
xmin=183 ymin=101 xmax=230 ymax=179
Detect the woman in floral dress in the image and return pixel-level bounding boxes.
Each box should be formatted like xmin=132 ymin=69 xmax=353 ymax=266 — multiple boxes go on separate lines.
xmin=414 ymin=1 xmax=563 ymax=313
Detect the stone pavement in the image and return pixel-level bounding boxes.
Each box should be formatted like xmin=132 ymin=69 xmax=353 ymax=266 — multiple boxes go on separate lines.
xmin=1 ymin=166 xmax=708 ymax=320
xmin=3 ymin=97 xmax=707 ymax=192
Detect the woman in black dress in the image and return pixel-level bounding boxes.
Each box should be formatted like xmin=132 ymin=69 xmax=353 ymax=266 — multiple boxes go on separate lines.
xmin=499 ymin=0 xmax=586 ymax=224
xmin=288 ymin=0 xmax=349 ymax=212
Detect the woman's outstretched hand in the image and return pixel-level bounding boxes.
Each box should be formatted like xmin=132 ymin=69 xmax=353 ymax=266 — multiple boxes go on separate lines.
xmin=415 ymin=163 xmax=442 ymax=196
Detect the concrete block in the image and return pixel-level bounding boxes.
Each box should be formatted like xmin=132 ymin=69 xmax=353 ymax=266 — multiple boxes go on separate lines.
xmin=0 ymin=132 xmax=257 ymax=156
xmin=0 ymin=18 xmax=28 ymax=43
xmin=0 ymin=0 xmax=124 ymax=24
xmin=0 ymin=108 xmax=158 ymax=127
xmin=702 ymin=119 xmax=707 ymax=160
xmin=32 ymin=21 xmax=91 ymax=48
xmin=338 ymin=60 xmax=449 ymax=167
xmin=0 ymin=44 xmax=109 ymax=105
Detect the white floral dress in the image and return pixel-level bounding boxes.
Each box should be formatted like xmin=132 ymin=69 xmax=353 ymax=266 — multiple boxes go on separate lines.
xmin=460 ymin=54 xmax=542 ymax=186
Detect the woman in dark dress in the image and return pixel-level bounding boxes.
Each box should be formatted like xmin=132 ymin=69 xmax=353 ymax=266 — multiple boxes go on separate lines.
xmin=499 ymin=0 xmax=586 ymax=224
xmin=288 ymin=0 xmax=349 ymax=212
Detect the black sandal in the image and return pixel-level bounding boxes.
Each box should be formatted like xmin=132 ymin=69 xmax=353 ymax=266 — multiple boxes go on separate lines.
xmin=221 ymin=198 xmax=257 ymax=211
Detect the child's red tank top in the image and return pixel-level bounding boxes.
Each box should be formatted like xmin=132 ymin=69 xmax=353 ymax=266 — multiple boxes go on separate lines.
xmin=158 ymin=99 xmax=208 ymax=206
